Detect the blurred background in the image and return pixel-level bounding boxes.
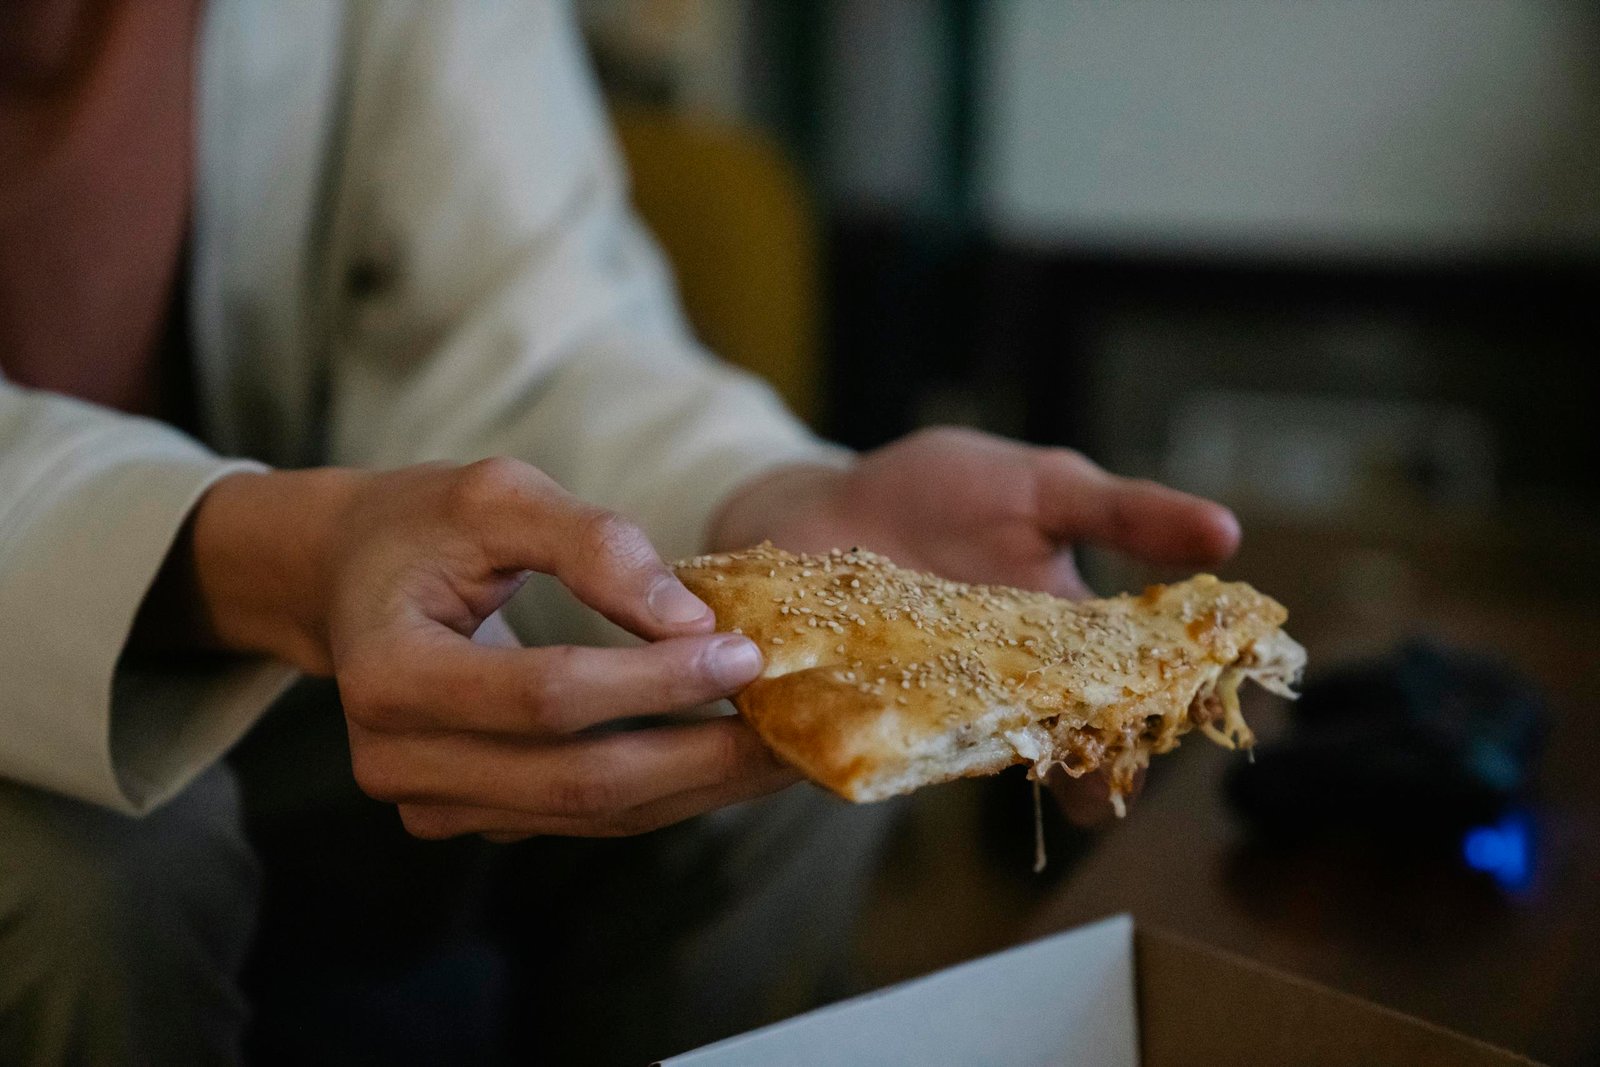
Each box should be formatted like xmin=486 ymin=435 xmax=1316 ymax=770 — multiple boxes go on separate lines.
xmin=577 ymin=1 xmax=1599 ymax=1063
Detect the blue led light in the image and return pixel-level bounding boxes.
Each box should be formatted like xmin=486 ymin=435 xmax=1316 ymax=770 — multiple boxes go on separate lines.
xmin=1461 ymin=812 xmax=1533 ymax=891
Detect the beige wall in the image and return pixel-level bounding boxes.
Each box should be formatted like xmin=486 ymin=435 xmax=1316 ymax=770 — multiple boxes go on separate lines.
xmin=978 ymin=0 xmax=1600 ymax=258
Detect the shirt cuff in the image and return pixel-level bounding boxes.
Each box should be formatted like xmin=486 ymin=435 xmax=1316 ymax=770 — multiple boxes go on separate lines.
xmin=0 ymin=429 xmax=294 ymax=814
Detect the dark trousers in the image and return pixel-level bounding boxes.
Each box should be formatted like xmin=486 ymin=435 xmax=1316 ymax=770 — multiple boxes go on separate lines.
xmin=0 ymin=680 xmax=895 ymax=1066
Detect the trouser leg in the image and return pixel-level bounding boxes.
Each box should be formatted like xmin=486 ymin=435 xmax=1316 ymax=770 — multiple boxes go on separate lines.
xmin=0 ymin=765 xmax=259 ymax=1066
xmin=233 ymin=679 xmax=509 ymax=1065
xmin=233 ymin=679 xmax=899 ymax=1066
xmin=494 ymin=784 xmax=901 ymax=1066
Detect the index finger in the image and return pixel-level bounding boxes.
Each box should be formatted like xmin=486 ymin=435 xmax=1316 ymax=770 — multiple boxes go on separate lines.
xmin=345 ymin=629 xmax=765 ymax=735
xmin=449 ymin=458 xmax=715 ymax=641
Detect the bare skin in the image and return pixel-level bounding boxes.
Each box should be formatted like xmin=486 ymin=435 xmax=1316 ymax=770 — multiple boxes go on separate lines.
xmin=143 ymin=427 xmax=1239 ymax=840
xmin=710 ymin=427 xmax=1234 ymax=824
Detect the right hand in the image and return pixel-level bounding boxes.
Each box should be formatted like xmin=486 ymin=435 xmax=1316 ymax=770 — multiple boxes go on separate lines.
xmin=178 ymin=458 xmax=798 ymax=840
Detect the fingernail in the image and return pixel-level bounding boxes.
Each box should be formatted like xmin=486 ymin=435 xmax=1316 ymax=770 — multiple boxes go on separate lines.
xmin=648 ymin=576 xmax=712 ymax=626
xmin=706 ymin=635 xmax=763 ymax=689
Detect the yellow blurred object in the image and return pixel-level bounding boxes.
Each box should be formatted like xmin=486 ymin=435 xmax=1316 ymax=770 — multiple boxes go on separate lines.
xmin=613 ymin=106 xmax=821 ymax=424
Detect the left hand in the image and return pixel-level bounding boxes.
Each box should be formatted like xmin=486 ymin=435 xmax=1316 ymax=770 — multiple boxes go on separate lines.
xmin=710 ymin=426 xmax=1240 ymax=595
xmin=708 ymin=426 xmax=1243 ymax=822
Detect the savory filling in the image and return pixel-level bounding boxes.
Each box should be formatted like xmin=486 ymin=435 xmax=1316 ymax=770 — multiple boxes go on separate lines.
xmin=1015 ymin=650 xmax=1293 ymax=819
xmin=1196 ymin=666 xmax=1253 ymax=752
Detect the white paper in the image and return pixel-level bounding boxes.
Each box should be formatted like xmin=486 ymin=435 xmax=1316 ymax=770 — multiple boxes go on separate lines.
xmin=661 ymin=914 xmax=1139 ymax=1067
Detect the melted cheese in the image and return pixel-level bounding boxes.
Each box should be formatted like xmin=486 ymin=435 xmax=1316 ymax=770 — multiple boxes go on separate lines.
xmin=1013 ymin=665 xmax=1263 ymax=825
xmin=1032 ymin=778 xmax=1047 ymax=873
xmin=1198 ymin=668 xmax=1253 ymax=751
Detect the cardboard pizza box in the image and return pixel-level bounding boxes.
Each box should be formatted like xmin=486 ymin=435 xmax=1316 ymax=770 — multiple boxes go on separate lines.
xmin=658 ymin=914 xmax=1537 ymax=1066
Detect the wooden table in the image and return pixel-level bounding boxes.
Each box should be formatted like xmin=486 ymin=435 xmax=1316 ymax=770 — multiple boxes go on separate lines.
xmin=1028 ymin=518 xmax=1600 ymax=1065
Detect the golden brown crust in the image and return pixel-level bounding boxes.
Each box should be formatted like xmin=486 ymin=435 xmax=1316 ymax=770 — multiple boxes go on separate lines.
xmin=676 ymin=544 xmax=1302 ymax=802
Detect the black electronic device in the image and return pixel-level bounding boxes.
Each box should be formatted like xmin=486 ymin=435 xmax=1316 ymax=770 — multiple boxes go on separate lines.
xmin=1226 ymin=639 xmax=1546 ymax=887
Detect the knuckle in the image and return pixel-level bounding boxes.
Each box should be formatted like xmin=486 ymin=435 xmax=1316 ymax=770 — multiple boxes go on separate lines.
xmin=903 ymin=423 xmax=1003 ymax=463
xmin=448 ymin=457 xmax=529 ymax=519
xmin=349 ymin=748 xmax=401 ymax=803
xmin=1106 ymin=497 xmax=1136 ymax=537
xmin=523 ymin=648 xmax=577 ymax=728
xmin=1044 ymin=447 xmax=1092 ymax=474
xmin=909 ymin=424 xmax=958 ymax=445
xmin=547 ymin=772 xmax=622 ymax=820
xmin=341 ymin=693 xmax=386 ymax=731
xmin=574 ymin=508 xmax=653 ymax=572
xmin=338 ymin=661 xmax=401 ymax=731
xmin=399 ymin=806 xmax=456 ymax=841
xmin=707 ymin=723 xmax=747 ymax=786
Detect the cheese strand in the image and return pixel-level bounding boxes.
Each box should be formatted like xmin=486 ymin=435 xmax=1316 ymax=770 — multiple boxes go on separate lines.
xmin=1032 ymin=778 xmax=1047 ymax=873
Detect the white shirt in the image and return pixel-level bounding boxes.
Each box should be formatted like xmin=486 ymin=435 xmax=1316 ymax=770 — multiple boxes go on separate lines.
xmin=0 ymin=0 xmax=842 ymax=814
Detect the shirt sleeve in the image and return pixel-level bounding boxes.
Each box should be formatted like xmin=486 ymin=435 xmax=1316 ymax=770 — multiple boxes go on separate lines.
xmin=323 ymin=2 xmax=851 ymax=648
xmin=0 ymin=384 xmax=296 ymax=813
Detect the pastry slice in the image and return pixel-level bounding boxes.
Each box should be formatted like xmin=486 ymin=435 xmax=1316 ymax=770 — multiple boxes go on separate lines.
xmin=675 ymin=543 xmax=1304 ymax=809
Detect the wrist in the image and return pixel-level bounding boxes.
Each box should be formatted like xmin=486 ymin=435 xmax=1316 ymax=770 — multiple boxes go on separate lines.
xmin=187 ymin=466 xmax=365 ymax=674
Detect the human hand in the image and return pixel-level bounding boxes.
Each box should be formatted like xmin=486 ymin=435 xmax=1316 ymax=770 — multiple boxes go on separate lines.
xmin=177 ymin=459 xmax=799 ymax=840
xmin=712 ymin=426 xmax=1239 ymax=595
xmin=710 ymin=426 xmax=1241 ymax=823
